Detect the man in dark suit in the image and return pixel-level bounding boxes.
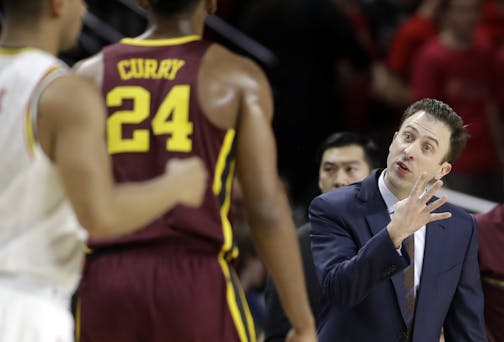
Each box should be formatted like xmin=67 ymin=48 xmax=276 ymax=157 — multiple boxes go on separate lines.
xmin=310 ymin=98 xmax=487 ymax=341
xmin=264 ymin=132 xmax=380 ymax=341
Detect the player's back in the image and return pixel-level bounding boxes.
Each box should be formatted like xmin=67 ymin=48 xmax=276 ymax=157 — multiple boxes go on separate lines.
xmin=97 ymin=37 xmax=236 ymax=256
xmin=0 ymin=48 xmax=87 ymax=305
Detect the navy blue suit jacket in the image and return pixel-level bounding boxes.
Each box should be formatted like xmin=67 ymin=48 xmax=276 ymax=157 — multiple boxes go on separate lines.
xmin=309 ymin=170 xmax=487 ymax=342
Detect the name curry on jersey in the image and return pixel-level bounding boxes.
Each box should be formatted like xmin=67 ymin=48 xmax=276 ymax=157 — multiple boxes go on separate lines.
xmin=117 ymin=58 xmax=185 ymax=80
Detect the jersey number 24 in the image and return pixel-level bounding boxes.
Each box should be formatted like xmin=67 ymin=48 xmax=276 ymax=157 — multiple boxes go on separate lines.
xmin=106 ymin=85 xmax=193 ymax=154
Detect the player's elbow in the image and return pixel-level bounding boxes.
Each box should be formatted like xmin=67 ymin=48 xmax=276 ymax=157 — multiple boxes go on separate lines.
xmin=77 ymin=208 xmax=116 ymax=239
xmin=246 ymin=200 xmax=284 ymax=231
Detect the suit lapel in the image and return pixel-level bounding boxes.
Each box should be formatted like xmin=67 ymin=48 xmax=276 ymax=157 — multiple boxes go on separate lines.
xmin=361 ymin=170 xmax=409 ymax=326
xmin=391 ymin=268 xmax=409 ymax=326
xmin=412 ymin=220 xmax=446 ymax=336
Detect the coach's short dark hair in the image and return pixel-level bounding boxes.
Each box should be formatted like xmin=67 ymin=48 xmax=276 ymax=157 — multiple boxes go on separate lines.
xmin=400 ymin=98 xmax=469 ymax=163
xmin=316 ymin=132 xmax=380 ymax=170
xmin=148 ymin=0 xmax=201 ymax=15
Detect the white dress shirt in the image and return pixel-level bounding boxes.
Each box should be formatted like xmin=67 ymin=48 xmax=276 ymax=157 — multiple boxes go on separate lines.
xmin=378 ymin=170 xmax=425 ymax=295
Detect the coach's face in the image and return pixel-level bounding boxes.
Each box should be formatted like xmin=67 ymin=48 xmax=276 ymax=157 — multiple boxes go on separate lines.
xmin=385 ymin=111 xmax=452 ymax=199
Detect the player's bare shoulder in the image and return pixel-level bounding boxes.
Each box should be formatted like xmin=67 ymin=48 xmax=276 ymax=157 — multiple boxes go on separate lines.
xmin=198 ymin=43 xmax=273 ymax=129
xmin=200 ymin=43 xmax=269 ymax=89
xmin=72 ymin=53 xmax=104 ymax=88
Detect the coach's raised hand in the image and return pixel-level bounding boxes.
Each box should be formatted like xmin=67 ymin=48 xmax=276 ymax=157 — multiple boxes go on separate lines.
xmin=387 ymin=172 xmax=451 ymax=248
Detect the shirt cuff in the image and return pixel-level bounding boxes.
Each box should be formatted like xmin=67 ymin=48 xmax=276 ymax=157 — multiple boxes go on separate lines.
xmin=396 ymin=244 xmax=402 ymax=256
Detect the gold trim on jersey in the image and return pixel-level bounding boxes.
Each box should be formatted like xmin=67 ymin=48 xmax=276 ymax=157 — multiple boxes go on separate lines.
xmin=24 ymin=108 xmax=36 ymax=155
xmin=120 ymin=35 xmax=201 ymax=47
xmin=235 ymin=270 xmax=256 ymax=340
xmin=213 ymin=129 xmax=236 ymax=256
xmin=0 ymin=46 xmax=34 ymax=55
xmin=213 ymin=129 xmax=255 ymax=341
xmin=24 ymin=65 xmax=62 ymax=156
xmin=218 ymin=256 xmax=257 ymax=342
xmin=75 ymin=296 xmax=82 ymax=342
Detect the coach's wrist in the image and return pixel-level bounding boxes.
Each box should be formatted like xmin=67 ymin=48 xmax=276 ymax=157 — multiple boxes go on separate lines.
xmin=386 ymin=224 xmax=404 ymax=249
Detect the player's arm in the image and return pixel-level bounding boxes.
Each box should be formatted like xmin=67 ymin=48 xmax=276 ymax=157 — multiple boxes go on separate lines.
xmin=37 ymin=74 xmax=207 ymax=239
xmin=234 ymin=59 xmax=316 ymax=341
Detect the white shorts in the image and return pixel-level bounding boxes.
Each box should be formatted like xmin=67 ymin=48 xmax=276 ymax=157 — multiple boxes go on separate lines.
xmin=0 ymin=286 xmax=74 ymax=342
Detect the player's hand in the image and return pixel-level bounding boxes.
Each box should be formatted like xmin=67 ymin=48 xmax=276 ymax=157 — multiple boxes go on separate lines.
xmin=285 ymin=327 xmax=317 ymax=342
xmin=165 ymin=157 xmax=208 ymax=207
xmin=387 ymin=172 xmax=451 ymax=247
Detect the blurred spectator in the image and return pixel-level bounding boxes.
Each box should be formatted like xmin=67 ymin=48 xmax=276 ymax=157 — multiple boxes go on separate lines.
xmin=332 ymin=0 xmax=377 ymax=132
xmin=362 ymin=0 xmax=420 ymax=59
xmin=476 ymin=0 xmax=504 ymax=49
xmin=411 ymin=0 xmax=504 ymax=202
xmin=374 ymin=0 xmax=442 ymax=107
xmin=475 ymin=204 xmax=504 ymax=342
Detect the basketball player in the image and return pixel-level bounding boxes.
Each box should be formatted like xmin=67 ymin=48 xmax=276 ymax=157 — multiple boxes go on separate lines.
xmin=73 ymin=0 xmax=316 ymax=341
xmin=0 ymin=0 xmax=207 ymax=341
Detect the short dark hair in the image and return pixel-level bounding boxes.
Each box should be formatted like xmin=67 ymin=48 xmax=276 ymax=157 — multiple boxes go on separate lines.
xmin=400 ymin=98 xmax=469 ymax=163
xmin=148 ymin=0 xmax=201 ymax=15
xmin=1 ymin=0 xmax=44 ymax=22
xmin=316 ymin=132 xmax=380 ymax=170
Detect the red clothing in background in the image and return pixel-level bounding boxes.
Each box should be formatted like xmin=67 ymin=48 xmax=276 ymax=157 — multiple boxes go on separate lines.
xmin=411 ymin=37 xmax=498 ymax=173
xmin=477 ymin=0 xmax=504 ymax=49
xmin=387 ymin=14 xmax=438 ymax=79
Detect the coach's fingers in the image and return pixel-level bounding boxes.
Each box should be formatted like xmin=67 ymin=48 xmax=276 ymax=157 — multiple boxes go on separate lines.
xmin=424 ymin=195 xmax=449 ymax=213
xmin=429 ymin=211 xmax=452 ymax=222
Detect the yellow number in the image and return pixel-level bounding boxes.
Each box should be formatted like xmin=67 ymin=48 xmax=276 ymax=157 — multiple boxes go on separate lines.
xmin=152 ymin=85 xmax=192 ymax=152
xmin=106 ymin=85 xmax=193 ymax=154
xmin=107 ymin=86 xmax=150 ymax=153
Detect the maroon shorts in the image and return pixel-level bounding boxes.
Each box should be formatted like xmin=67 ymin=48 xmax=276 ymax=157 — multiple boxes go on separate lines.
xmin=75 ymin=241 xmax=255 ymax=342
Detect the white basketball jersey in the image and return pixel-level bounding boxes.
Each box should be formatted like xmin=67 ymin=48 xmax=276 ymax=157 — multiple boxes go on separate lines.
xmin=0 ymin=48 xmax=87 ymax=305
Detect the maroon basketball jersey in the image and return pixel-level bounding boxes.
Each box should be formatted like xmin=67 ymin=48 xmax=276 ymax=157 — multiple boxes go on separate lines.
xmin=94 ymin=36 xmax=237 ymax=258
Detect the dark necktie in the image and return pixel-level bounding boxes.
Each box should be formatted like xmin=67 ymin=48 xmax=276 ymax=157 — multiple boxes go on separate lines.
xmin=404 ymin=235 xmax=416 ymax=332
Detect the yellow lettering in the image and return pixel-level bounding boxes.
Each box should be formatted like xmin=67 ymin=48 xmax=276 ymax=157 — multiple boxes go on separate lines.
xmin=145 ymin=59 xmax=158 ymax=79
xmin=134 ymin=58 xmax=144 ymax=79
xmin=167 ymin=60 xmax=185 ymax=80
xmin=117 ymin=60 xmax=132 ymax=80
xmin=116 ymin=58 xmax=185 ymax=80
xmin=158 ymin=60 xmax=172 ymax=80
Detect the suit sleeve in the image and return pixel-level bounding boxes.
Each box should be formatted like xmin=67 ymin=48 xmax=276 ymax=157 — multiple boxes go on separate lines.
xmin=444 ymin=216 xmax=487 ymax=342
xmin=309 ymin=195 xmax=408 ymax=307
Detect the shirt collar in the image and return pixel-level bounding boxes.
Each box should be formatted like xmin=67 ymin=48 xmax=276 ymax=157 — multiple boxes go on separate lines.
xmin=378 ymin=169 xmax=400 ymax=214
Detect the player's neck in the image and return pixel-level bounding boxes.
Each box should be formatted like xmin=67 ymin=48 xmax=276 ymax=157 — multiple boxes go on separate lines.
xmin=0 ymin=22 xmax=58 ymax=55
xmin=141 ymin=15 xmax=204 ymax=40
